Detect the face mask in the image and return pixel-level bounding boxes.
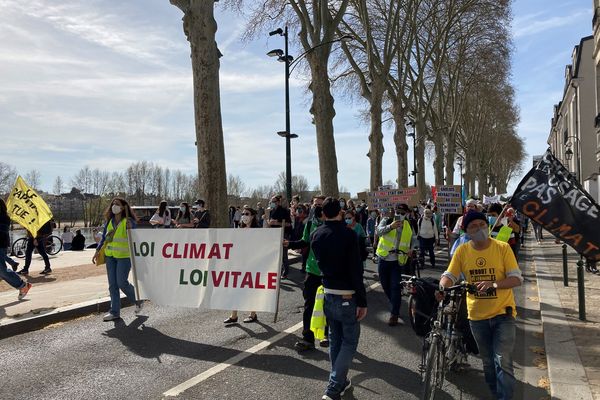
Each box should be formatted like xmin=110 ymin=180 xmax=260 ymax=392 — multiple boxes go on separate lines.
xmin=394 ymin=214 xmax=405 ymax=221
xmin=180 ymin=206 xmax=186 ymax=212
xmin=241 ymin=215 xmax=252 ymax=225
xmin=356 ymin=206 xmax=362 ymax=212
xmin=471 ymin=227 xmax=489 ymax=243
xmin=345 ymin=218 xmax=353 ymax=225
xmin=487 ymin=216 xmax=497 ymax=226
xmin=340 ymin=201 xmax=346 ymax=207
xmin=270 ymin=202 xmax=277 ymax=208
xmin=370 ymin=212 xmax=376 ymax=218
xmin=314 ymin=206 xmax=323 ymax=219
xmin=111 ymin=205 xmax=122 ymax=215
xmin=501 ymin=217 xmax=508 ymax=226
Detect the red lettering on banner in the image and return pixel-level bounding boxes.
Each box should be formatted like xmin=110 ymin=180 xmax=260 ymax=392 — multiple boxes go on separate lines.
xmin=240 ymin=272 xmax=253 ymax=288
xmin=584 ymin=242 xmax=599 ymax=255
xmin=162 ymin=243 xmax=173 ymax=258
xmin=189 ymin=243 xmax=206 ymax=258
xmin=267 ymin=272 xmax=277 ymax=289
xmin=208 ymin=243 xmax=221 ymax=259
xmin=254 ymin=273 xmax=265 ymax=289
xmin=172 ymin=243 xmax=182 ymax=259
xmin=223 ymin=271 xmax=230 ymax=287
xmin=212 ymin=271 xmax=225 ymax=286
xmin=231 ymin=271 xmax=242 ymax=287
xmin=222 ymin=243 xmax=233 ymax=259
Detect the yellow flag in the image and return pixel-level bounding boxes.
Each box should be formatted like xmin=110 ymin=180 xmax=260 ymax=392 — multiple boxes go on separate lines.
xmin=5 ymin=176 xmax=53 ymax=237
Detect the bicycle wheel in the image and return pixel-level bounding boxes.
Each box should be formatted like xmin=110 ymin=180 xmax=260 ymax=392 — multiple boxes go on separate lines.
xmin=12 ymin=238 xmax=28 ymax=259
xmin=421 ymin=335 xmax=444 ymax=400
xmin=46 ymin=235 xmax=63 ymax=255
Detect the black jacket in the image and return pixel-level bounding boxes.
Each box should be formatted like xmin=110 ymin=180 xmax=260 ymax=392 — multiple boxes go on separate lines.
xmin=310 ymin=220 xmax=367 ymax=307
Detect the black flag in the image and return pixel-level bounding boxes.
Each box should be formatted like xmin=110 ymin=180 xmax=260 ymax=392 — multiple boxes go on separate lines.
xmin=510 ymin=150 xmax=600 ymax=260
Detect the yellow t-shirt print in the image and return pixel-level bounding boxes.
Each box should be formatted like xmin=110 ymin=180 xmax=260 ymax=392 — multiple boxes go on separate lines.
xmin=447 ymin=239 xmax=520 ymax=321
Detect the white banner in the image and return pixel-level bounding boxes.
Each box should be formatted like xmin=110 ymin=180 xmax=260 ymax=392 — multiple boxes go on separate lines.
xmin=483 ymin=194 xmax=500 ymax=205
xmin=129 ymin=228 xmax=283 ymax=313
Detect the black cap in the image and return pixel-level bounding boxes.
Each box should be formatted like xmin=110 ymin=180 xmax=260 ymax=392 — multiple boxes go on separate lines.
xmin=395 ymin=203 xmax=409 ymax=212
xmin=462 ymin=211 xmax=487 ymax=230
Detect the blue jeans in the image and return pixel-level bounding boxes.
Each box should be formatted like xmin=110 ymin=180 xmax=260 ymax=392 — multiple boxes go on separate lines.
xmin=469 ymin=314 xmax=516 ymax=400
xmin=323 ymin=294 xmax=360 ymax=397
xmin=105 ymin=256 xmax=137 ymax=317
xmin=378 ymin=258 xmax=402 ymax=316
xmin=0 ymin=248 xmax=25 ymax=289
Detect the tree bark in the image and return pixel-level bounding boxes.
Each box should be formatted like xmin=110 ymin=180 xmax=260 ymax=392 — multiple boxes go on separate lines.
xmin=415 ymin=119 xmax=427 ymax=199
xmin=172 ymin=0 xmax=228 ymax=227
xmin=432 ymin=133 xmax=445 ymax=187
xmin=391 ymin=100 xmax=408 ymax=188
xmin=368 ymin=85 xmax=384 ymax=191
xmin=308 ymin=49 xmax=339 ymax=197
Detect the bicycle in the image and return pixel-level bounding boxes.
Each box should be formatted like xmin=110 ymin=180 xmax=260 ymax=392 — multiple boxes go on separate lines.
xmin=419 ymin=281 xmax=479 ymax=400
xmin=12 ymin=235 xmax=63 ymax=258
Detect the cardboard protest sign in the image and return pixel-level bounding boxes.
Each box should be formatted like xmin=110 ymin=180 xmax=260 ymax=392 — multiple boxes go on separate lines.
xmin=130 ymin=228 xmax=283 ymax=311
xmin=5 ymin=176 xmax=53 ymax=236
xmin=510 ymin=150 xmax=600 ymax=260
xmin=366 ymin=187 xmax=419 ymax=210
xmin=436 ymin=185 xmax=462 ymax=214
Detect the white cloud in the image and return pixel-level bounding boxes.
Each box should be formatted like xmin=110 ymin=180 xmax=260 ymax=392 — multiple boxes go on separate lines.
xmin=513 ymin=9 xmax=590 ymax=38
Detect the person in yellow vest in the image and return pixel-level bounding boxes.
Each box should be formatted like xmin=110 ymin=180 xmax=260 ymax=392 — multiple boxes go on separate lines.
xmin=375 ymin=203 xmax=416 ymax=326
xmin=487 ymin=203 xmax=521 ymax=258
xmin=92 ymin=198 xmax=144 ymax=322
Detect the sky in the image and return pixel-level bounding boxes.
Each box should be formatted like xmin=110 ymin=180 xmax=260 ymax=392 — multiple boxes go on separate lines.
xmin=0 ymin=0 xmax=595 ymax=198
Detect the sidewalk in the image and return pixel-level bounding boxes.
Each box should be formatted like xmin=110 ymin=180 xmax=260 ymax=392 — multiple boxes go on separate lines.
xmin=531 ymin=237 xmax=600 ymax=400
xmin=0 ymin=248 xmax=302 ymax=338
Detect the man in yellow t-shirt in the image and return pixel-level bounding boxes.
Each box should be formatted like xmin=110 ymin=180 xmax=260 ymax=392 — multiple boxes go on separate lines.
xmin=440 ymin=211 xmax=523 ymax=400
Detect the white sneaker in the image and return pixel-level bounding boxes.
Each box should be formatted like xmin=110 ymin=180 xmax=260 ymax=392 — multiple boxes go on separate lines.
xmin=103 ymin=313 xmax=119 ymax=321
xmin=134 ymin=300 xmax=145 ymax=314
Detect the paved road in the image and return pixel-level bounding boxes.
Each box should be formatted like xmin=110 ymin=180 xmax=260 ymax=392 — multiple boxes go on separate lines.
xmin=0 ymin=243 xmax=549 ymax=400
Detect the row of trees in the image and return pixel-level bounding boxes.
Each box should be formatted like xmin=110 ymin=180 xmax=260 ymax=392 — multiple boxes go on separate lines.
xmin=172 ymin=0 xmax=524 ymax=227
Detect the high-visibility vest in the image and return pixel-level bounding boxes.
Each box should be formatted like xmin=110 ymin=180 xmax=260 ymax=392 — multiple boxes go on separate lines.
xmin=310 ymin=285 xmax=326 ymax=340
xmin=376 ymin=220 xmax=413 ymax=265
xmin=104 ymin=218 xmax=130 ymax=259
xmin=491 ymin=225 xmax=512 ymax=243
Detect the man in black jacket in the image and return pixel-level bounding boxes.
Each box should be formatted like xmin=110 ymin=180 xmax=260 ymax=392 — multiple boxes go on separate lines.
xmin=311 ymin=197 xmax=367 ymax=400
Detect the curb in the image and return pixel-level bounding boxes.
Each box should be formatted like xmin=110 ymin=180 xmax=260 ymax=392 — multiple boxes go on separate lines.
xmin=0 ymin=296 xmax=132 ymax=340
xmin=533 ymin=247 xmax=594 ymax=400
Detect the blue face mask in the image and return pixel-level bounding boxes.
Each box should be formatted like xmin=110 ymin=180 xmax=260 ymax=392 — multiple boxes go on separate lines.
xmin=345 ymin=218 xmax=353 ymax=225
xmin=487 ymin=216 xmax=497 ymax=226
xmin=269 ymin=202 xmax=277 ymax=208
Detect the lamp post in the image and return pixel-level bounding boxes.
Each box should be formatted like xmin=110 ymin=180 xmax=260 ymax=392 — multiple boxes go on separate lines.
xmin=564 ymin=135 xmax=581 ymax=183
xmin=406 ymin=121 xmax=418 ymax=187
xmin=268 ymin=27 xmax=352 ymax=203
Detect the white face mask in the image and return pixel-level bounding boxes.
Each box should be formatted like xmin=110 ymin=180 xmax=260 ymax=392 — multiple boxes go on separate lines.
xmin=111 ymin=205 xmax=122 ymax=215
xmin=501 ymin=217 xmax=508 ymax=226
xmin=180 ymin=206 xmax=186 ymax=212
xmin=241 ymin=215 xmax=252 ymax=225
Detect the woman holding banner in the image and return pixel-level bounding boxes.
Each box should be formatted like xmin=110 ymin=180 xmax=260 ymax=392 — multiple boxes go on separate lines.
xmin=224 ymin=206 xmax=258 ymax=324
xmin=92 ymin=198 xmax=144 ymax=321
xmin=0 ymin=199 xmax=32 ymax=300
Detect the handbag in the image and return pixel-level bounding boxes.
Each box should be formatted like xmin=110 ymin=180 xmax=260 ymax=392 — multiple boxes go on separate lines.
xmin=95 ymin=230 xmax=114 ymax=266
xmin=149 ymin=213 xmax=164 ymax=226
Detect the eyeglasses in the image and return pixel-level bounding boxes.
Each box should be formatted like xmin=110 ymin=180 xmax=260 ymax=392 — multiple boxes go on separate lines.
xmin=242 ymin=213 xmax=251 ymax=216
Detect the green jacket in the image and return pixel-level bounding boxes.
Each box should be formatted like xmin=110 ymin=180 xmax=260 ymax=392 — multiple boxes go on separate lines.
xmin=288 ymin=218 xmax=322 ymax=276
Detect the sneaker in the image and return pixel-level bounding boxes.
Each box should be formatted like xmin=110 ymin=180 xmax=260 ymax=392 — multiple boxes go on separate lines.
xmin=10 ymin=262 xmax=19 ymax=272
xmin=223 ymin=317 xmax=238 ymax=324
xmin=340 ymin=379 xmax=352 ymax=396
xmin=322 ymin=393 xmax=341 ymax=400
xmin=103 ymin=313 xmax=119 ymax=322
xmin=40 ymin=268 xmax=52 ymax=275
xmin=18 ymin=282 xmax=32 ymax=300
xmin=293 ymin=339 xmax=315 ymax=351
xmin=134 ymin=300 xmax=145 ymax=314
xmin=17 ymin=269 xmax=29 ymax=275
xmin=319 ymin=339 xmax=330 ymax=348
xmin=243 ymin=314 xmax=258 ymax=323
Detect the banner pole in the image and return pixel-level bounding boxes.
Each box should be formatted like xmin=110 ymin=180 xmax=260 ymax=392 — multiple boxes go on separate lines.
xmin=489 ymin=202 xmax=510 ymax=232
xmin=125 ymin=206 xmax=141 ymax=303
xmin=576 ymin=255 xmax=586 ymax=321
xmin=273 ymin=224 xmax=285 ymax=323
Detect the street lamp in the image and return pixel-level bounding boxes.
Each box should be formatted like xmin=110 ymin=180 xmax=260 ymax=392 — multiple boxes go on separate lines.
xmin=268 ymin=27 xmax=353 ymax=202
xmin=564 ymin=135 xmax=581 ymax=183
xmin=406 ymin=120 xmax=418 ymax=187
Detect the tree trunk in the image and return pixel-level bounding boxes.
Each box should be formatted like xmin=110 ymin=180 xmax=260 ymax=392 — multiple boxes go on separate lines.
xmin=308 ymin=49 xmax=339 ymax=197
xmin=415 ymin=119 xmax=427 ymax=199
xmin=444 ymin=135 xmax=456 ymax=185
xmin=368 ymin=86 xmax=385 ymax=191
xmin=391 ymin=100 xmax=408 ymax=188
xmin=174 ymin=1 xmax=228 ymax=227
xmin=433 ymin=133 xmax=445 ymax=187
